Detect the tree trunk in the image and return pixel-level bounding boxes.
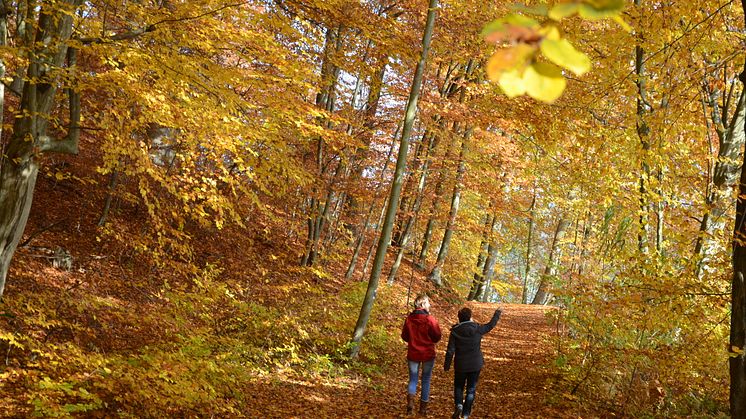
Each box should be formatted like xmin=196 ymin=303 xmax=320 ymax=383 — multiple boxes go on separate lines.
xmin=468 ymin=214 xmax=495 ymax=301
xmin=0 ymin=0 xmax=82 ymax=299
xmin=521 ymin=191 xmax=536 ymax=304
xmin=428 ymin=127 xmax=472 ymax=287
xmin=730 ymin=4 xmax=746 ymax=414
xmin=0 ymin=4 xmax=7 ymax=144
xmin=98 ymin=169 xmax=120 ymax=227
xmin=696 ymin=87 xmax=746 ymax=276
xmin=479 ymin=238 xmax=500 ymax=302
xmin=531 ymin=217 xmax=570 ymax=305
xmin=345 ymin=133 xmax=398 ymax=280
xmin=360 ymin=196 xmax=390 ymax=280
xmin=387 ymin=127 xmax=443 ymax=284
xmin=635 ymin=0 xmax=652 ymax=255
xmin=302 ymin=25 xmax=343 ymax=266
xmin=350 ymin=0 xmax=438 ymax=359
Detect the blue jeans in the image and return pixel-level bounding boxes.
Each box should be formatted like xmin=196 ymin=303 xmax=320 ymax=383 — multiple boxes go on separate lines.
xmin=454 ymin=370 xmax=481 ymax=416
xmin=407 ymin=359 xmax=435 ymax=401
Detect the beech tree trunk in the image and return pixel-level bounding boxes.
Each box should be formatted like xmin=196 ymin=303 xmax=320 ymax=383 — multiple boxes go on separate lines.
xmin=302 ymin=25 xmax=343 ymax=267
xmin=0 ymin=1 xmax=82 ymax=299
xmin=429 ymin=127 xmax=472 ymax=287
xmin=345 ymin=133 xmax=397 ymax=280
xmin=521 ymin=191 xmax=536 ymax=304
xmin=729 ymin=3 xmax=746 ymax=414
xmin=531 ymin=217 xmax=570 ymax=305
xmin=350 ymin=0 xmax=438 ymax=358
xmin=468 ymin=214 xmax=495 ymax=301
xmin=696 ymin=87 xmax=746 ymax=276
xmin=478 ymin=237 xmax=500 ymax=302
xmin=635 ymin=0 xmax=652 ymax=255
xmin=387 ymin=127 xmax=443 ymax=284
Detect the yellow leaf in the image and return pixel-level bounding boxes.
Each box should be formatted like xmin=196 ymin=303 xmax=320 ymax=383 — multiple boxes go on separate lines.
xmin=486 ymin=44 xmax=536 ymax=81
xmin=539 ymin=25 xmax=561 ymax=41
xmin=523 ymin=62 xmax=566 ymax=103
xmin=540 ymin=38 xmax=591 ymax=75
xmin=549 ymin=3 xmax=580 ymax=20
xmin=498 ymin=68 xmax=527 ymax=98
xmin=612 ymin=15 xmax=632 ymax=32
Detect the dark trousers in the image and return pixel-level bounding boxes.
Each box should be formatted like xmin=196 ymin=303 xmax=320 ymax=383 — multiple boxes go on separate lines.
xmin=454 ymin=370 xmax=481 ymax=416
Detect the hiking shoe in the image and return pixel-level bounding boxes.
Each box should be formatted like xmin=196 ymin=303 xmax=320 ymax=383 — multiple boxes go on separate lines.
xmin=452 ymin=404 xmax=463 ymax=419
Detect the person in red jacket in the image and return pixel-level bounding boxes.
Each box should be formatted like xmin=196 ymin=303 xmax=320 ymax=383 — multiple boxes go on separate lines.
xmin=401 ymin=294 xmax=442 ymax=416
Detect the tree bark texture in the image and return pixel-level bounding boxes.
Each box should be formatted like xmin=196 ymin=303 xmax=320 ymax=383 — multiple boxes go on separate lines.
xmin=0 ymin=0 xmax=83 ymax=299
xmin=696 ymin=87 xmax=746 ymax=276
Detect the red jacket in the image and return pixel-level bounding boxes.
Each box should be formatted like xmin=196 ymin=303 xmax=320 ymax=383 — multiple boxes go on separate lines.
xmin=401 ymin=309 xmax=442 ymax=361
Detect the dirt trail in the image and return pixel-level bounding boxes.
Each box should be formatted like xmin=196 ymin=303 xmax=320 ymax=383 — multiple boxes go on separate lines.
xmin=246 ymin=302 xmax=579 ymax=418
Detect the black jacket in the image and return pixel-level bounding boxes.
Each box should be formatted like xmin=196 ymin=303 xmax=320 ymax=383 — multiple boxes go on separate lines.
xmin=444 ymin=309 xmax=501 ymax=373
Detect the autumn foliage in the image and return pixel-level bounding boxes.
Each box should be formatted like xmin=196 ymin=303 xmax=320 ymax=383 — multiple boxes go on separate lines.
xmin=0 ymin=0 xmax=744 ymax=416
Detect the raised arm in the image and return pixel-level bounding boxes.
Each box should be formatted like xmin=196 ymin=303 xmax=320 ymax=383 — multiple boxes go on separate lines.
xmin=477 ymin=309 xmax=501 ymax=335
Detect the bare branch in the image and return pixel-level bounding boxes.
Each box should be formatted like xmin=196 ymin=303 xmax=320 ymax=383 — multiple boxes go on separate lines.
xmin=78 ymin=1 xmax=249 ymax=45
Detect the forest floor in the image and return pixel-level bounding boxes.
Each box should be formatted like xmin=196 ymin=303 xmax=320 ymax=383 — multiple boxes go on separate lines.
xmin=242 ymin=302 xmax=584 ymax=418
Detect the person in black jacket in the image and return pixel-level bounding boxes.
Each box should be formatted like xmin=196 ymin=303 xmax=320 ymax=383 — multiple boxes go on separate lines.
xmin=444 ymin=307 xmax=501 ymax=419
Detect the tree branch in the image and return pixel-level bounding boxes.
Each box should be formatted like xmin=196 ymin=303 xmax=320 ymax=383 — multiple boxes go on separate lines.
xmin=78 ymin=2 xmax=249 ymax=45
xmin=40 ymin=47 xmax=81 ymax=155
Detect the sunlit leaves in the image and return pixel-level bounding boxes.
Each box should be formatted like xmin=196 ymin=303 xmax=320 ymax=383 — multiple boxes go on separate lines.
xmin=549 ymin=3 xmax=580 ymax=20
xmin=483 ymin=0 xmax=627 ymax=102
xmin=540 ymin=38 xmax=591 ymax=75
xmin=523 ymin=62 xmax=566 ymax=102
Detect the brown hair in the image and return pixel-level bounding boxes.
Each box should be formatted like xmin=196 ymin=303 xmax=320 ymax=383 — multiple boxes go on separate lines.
xmin=458 ymin=307 xmax=472 ymax=323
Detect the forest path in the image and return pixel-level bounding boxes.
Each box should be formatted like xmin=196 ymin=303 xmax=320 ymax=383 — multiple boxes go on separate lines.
xmin=246 ymin=302 xmax=578 ymax=418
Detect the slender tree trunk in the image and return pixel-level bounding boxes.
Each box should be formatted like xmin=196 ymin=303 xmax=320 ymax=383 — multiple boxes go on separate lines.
xmin=635 ymin=0 xmax=652 ymax=255
xmin=531 ymin=217 xmax=570 ymax=305
xmin=98 ymin=170 xmax=119 ymax=227
xmin=696 ymin=88 xmax=746 ymax=276
xmin=302 ymin=25 xmax=343 ymax=266
xmin=0 ymin=1 xmax=82 ymax=299
xmin=361 ymin=195 xmax=390 ymax=281
xmin=0 ymin=4 xmax=7 ymax=145
xmin=468 ymin=214 xmax=494 ymax=300
xmin=730 ymin=5 xmax=746 ymax=414
xmin=350 ymin=0 xmax=438 ymax=358
xmin=415 ymin=65 xmax=466 ymax=269
xmin=521 ymin=191 xmax=536 ymax=304
xmin=479 ymin=237 xmax=500 ymax=302
xmin=577 ymin=211 xmax=592 ymax=277
xmin=345 ymin=133 xmax=398 ymax=280
xmin=387 ymin=127 xmax=443 ymax=283
xmin=428 ymin=127 xmax=473 ymax=287
xmin=655 ymin=169 xmax=664 ymax=253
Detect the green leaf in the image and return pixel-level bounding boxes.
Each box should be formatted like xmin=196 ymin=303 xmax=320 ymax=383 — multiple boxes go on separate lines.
xmin=498 ymin=69 xmax=527 ymax=98
xmin=540 ymin=38 xmax=591 ymax=75
xmin=482 ymin=19 xmax=506 ymax=36
xmin=549 ymin=3 xmax=580 ymax=20
xmin=523 ymin=62 xmax=566 ymax=103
